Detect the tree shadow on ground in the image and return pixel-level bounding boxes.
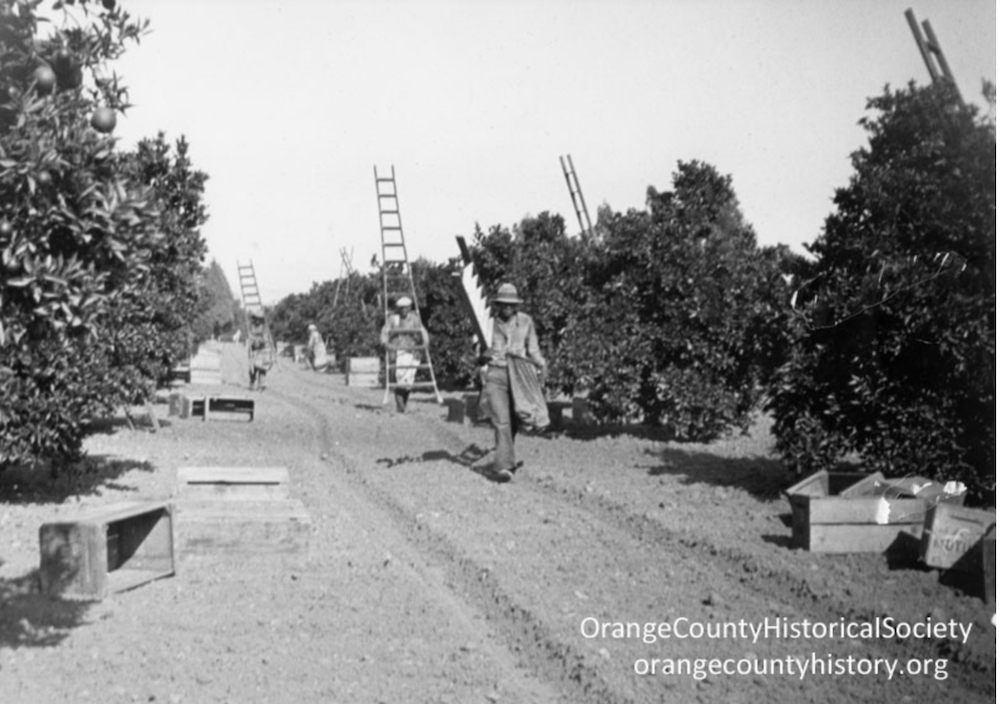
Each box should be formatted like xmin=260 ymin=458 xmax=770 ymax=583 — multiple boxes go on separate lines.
xmin=645 ymin=446 xmax=793 ymax=502
xmin=761 ymin=513 xmax=796 ymax=550
xmin=554 ymin=420 xmax=679 ymax=444
xmin=0 ymin=570 xmax=94 ymax=651
xmin=83 ymin=409 xmax=169 ymax=436
xmin=0 ymin=455 xmax=154 ymax=506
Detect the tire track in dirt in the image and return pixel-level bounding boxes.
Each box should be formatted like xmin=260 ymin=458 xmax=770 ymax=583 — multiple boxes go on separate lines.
xmin=268 ymin=381 xmax=635 ymax=704
xmin=254 ymin=383 xmax=573 ymax=704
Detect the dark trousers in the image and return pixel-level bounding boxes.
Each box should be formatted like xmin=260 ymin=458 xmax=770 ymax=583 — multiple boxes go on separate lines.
xmin=485 ymin=365 xmax=519 ymax=471
xmin=394 ymin=388 xmax=411 ymax=412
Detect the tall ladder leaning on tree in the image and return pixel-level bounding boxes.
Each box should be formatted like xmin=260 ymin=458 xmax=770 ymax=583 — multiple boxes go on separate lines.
xmin=236 ymin=260 xmax=276 ymax=358
xmin=373 ymin=165 xmax=443 ymax=405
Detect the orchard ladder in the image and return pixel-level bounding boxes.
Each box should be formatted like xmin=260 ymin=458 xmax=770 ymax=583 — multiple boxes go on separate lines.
xmin=905 ymin=9 xmax=963 ymax=104
xmin=560 ymin=154 xmax=594 ymax=238
xmin=333 ymin=247 xmax=355 ymax=308
xmin=373 ymin=165 xmax=442 ymax=405
xmin=236 ymin=260 xmax=276 ymax=356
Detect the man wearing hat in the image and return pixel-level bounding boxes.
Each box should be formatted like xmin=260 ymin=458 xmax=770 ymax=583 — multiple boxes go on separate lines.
xmin=481 ymin=283 xmax=548 ymax=482
xmin=380 ymin=296 xmax=429 ymax=412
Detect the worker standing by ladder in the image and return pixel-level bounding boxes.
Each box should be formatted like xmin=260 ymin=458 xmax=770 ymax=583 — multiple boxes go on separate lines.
xmin=373 ymin=165 xmax=443 ymax=410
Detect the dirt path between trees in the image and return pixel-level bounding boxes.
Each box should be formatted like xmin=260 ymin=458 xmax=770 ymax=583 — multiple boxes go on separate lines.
xmin=0 ymin=343 xmax=994 ymax=703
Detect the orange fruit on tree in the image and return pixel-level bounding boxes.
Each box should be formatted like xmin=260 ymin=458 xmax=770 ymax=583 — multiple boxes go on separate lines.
xmin=91 ymin=107 xmax=116 ymax=133
xmin=33 ymin=65 xmax=56 ymax=94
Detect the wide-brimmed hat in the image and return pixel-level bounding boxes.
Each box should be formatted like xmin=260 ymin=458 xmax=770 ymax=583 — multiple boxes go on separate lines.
xmin=493 ymin=283 xmax=523 ymax=305
xmin=396 ymin=296 xmax=413 ymax=308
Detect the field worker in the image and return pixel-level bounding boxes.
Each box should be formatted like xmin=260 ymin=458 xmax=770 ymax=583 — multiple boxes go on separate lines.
xmin=480 ymin=283 xmax=549 ymax=482
xmin=248 ymin=312 xmax=273 ymax=390
xmin=306 ymin=323 xmax=328 ymax=371
xmin=380 ymin=296 xmax=428 ymax=412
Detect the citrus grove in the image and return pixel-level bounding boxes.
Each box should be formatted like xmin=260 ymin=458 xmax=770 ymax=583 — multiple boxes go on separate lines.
xmin=0 ymin=0 xmax=225 ymax=470
xmin=1 ymin=0 xmax=996 ymax=506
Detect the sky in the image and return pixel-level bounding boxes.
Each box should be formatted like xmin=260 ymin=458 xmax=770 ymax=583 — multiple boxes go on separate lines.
xmin=88 ymin=0 xmax=996 ymax=304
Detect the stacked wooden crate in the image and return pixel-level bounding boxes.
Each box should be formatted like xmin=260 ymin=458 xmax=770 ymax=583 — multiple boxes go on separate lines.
xmin=173 ymin=467 xmax=311 ymax=563
xmin=346 ymin=357 xmax=380 ymax=387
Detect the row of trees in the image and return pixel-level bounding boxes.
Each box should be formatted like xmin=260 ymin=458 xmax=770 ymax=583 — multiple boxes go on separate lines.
xmin=0 ymin=0 xmax=227 ymax=471
xmin=2 ymin=2 xmax=992 ymax=502
xmin=274 ymin=82 xmax=994 ymax=502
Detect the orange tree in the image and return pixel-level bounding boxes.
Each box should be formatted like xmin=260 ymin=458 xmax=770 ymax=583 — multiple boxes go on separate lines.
xmin=556 ymin=162 xmax=787 ymax=438
xmin=114 ymin=132 xmax=209 ymax=377
xmin=268 ymin=259 xmax=477 ymax=386
xmin=766 ymin=82 xmax=996 ymax=501
xmin=409 ymin=256 xmax=477 ymax=387
xmin=0 ymin=0 xmax=208 ymax=470
xmin=466 ymin=165 xmax=786 ymax=439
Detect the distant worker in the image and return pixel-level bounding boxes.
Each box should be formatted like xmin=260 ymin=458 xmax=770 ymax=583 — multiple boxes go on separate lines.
xmin=306 ymin=323 xmax=329 ymax=371
xmin=380 ymin=296 xmax=428 ymax=412
xmin=248 ymin=311 xmax=274 ymax=391
xmin=479 ymin=283 xmax=548 ymax=482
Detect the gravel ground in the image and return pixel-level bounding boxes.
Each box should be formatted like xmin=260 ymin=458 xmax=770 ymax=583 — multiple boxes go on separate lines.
xmin=0 ymin=342 xmax=994 ymax=704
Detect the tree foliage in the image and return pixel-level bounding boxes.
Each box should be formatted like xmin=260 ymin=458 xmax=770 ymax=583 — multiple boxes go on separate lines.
xmin=268 ymin=258 xmax=476 ymax=386
xmin=766 ymin=82 xmax=996 ymax=501
xmin=193 ymin=258 xmax=236 ymax=342
xmin=467 ymin=163 xmax=786 ymax=439
xmin=0 ymin=0 xmax=209 ymax=470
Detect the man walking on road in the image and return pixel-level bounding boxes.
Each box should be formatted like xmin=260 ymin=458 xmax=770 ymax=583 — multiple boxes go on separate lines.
xmin=480 ymin=283 xmax=548 ymax=482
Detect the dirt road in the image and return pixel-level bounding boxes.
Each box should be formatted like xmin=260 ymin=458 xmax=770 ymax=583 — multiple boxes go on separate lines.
xmin=0 ymin=343 xmax=994 ymax=703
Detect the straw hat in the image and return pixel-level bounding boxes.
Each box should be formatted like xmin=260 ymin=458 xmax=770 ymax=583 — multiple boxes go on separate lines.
xmin=493 ymin=283 xmax=523 ymax=305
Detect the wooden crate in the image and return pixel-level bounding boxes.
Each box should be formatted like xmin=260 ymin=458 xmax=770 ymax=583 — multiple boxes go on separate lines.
xmin=572 ymin=397 xmax=594 ymax=424
xmin=168 ymin=364 xmax=191 ymax=384
xmin=920 ymin=503 xmax=996 ymax=572
xmin=182 ymin=396 xmax=254 ymax=421
xmin=175 ymin=466 xmax=289 ymax=501
xmin=205 ymin=396 xmax=254 ymax=421
xmin=347 ymin=357 xmax=380 ymax=373
xmin=168 ymin=392 xmax=184 ymax=417
xmin=787 ymin=471 xmax=892 ymax=552
xmin=547 ymin=402 xmax=565 ymax=430
xmin=444 ymin=397 xmax=466 ymax=423
xmin=39 ymin=501 xmax=175 ymax=600
xmin=175 ymin=500 xmax=311 ymax=560
xmin=787 ymin=472 xmax=966 ymax=553
xmin=786 ymin=469 xmax=883 ymax=499
xmin=346 ymin=371 xmax=380 ymax=387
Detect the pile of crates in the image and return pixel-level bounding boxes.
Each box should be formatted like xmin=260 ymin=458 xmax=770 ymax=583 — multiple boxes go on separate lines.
xmin=785 ymin=470 xmax=994 ymax=601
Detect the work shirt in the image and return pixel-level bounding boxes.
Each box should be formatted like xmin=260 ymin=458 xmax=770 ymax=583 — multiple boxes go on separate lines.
xmin=487 ymin=312 xmax=545 ymax=369
xmin=381 ymin=310 xmax=428 ymax=350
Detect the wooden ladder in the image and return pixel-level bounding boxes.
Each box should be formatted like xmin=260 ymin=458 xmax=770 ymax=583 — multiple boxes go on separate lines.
xmin=373 ymin=165 xmax=443 ymax=405
xmin=236 ymin=260 xmax=276 ymax=360
xmin=559 ymin=154 xmax=594 ymax=238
